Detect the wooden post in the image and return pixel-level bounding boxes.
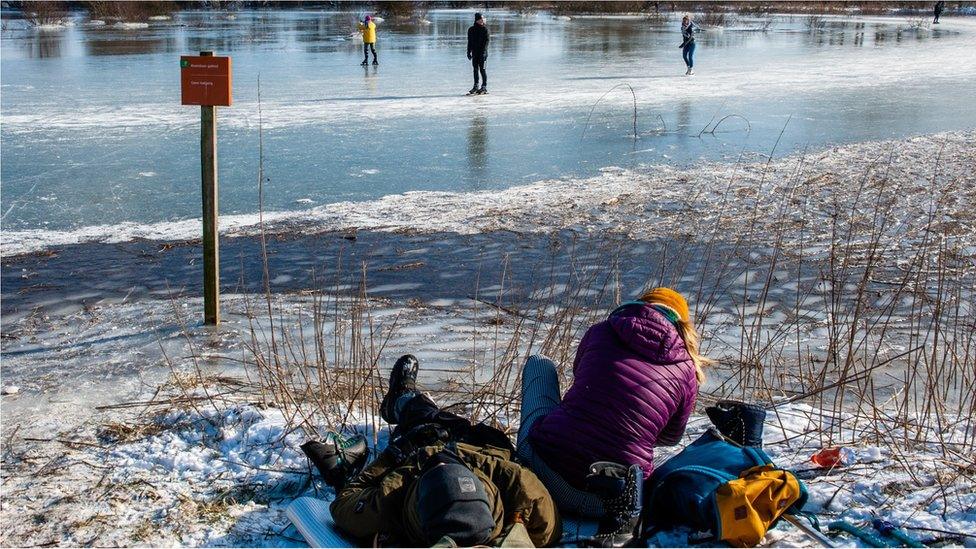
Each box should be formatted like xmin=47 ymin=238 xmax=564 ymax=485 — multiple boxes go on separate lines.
xmin=200 ymin=50 xmax=219 ymax=325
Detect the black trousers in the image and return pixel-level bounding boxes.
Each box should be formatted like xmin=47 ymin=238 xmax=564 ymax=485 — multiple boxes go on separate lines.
xmin=393 ymin=393 xmax=514 ymax=453
xmin=472 ymin=55 xmax=487 ymax=87
xmin=363 ymin=43 xmax=377 ymax=62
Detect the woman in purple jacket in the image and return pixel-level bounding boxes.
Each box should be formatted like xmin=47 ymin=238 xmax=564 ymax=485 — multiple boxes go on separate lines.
xmin=516 ymin=287 xmax=711 ymax=519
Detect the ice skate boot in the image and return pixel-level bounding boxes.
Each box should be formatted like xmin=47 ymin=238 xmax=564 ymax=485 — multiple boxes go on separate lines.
xmin=301 ymin=432 xmax=369 ymax=490
xmin=380 ymin=354 xmax=420 ymax=424
xmin=583 ymin=462 xmax=643 ymax=547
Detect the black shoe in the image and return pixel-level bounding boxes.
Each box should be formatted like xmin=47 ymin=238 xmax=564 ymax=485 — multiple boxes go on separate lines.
xmin=467 ymin=86 xmax=479 ymax=95
xmin=372 ymin=59 xmax=379 ymax=65
xmin=476 ymin=86 xmax=488 ymax=95
xmin=705 ymin=400 xmax=766 ymax=447
xmin=301 ymin=432 xmax=369 ymax=490
xmin=361 ymin=60 xmax=368 ymax=66
xmin=380 ymin=354 xmax=420 ymax=424
xmin=584 ymin=462 xmax=643 ymax=547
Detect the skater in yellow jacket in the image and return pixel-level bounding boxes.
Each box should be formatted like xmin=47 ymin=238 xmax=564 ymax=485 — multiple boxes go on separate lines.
xmin=358 ymin=15 xmax=378 ymax=66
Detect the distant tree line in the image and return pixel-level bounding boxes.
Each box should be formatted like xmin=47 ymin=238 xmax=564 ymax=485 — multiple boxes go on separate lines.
xmin=6 ymin=0 xmax=971 ymax=25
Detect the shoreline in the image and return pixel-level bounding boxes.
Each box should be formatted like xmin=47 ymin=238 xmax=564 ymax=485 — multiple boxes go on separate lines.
xmin=3 ymin=130 xmax=973 ymax=259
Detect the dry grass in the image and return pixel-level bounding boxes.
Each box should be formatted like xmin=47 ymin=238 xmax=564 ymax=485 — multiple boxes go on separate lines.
xmin=83 ymin=1 xmax=177 ymax=22
xmin=19 ymin=1 xmax=68 ymax=26
xmin=222 ymin=134 xmax=975 ymax=458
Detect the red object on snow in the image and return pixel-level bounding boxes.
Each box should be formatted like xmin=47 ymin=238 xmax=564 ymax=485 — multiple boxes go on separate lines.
xmin=810 ymin=447 xmax=855 ymax=468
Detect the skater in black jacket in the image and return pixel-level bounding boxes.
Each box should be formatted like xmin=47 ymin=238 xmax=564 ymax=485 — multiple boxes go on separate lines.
xmin=933 ymin=1 xmax=945 ymax=24
xmin=467 ymin=13 xmax=490 ymax=95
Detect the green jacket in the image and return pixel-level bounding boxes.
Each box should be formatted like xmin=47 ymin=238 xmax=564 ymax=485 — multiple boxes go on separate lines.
xmin=331 ymin=442 xmax=562 ymax=547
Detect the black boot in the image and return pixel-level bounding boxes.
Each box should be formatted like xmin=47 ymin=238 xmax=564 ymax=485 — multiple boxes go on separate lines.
xmin=705 ymin=400 xmax=766 ymax=447
xmin=300 ymin=432 xmax=369 ymax=490
xmin=380 ymin=354 xmax=420 ymax=424
xmin=583 ymin=462 xmax=643 ymax=547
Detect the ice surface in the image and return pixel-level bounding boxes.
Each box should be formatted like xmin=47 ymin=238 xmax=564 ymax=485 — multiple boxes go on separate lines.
xmin=2 ymin=11 xmax=975 ymax=238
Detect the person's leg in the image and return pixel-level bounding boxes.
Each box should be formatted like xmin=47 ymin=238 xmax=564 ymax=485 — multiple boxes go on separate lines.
xmin=472 ymin=57 xmax=480 ymax=88
xmin=479 ymin=59 xmax=487 ymax=88
xmin=517 ymin=355 xmax=561 ymax=446
xmin=363 ymin=43 xmax=369 ymax=63
xmin=516 ymin=355 xmax=605 ymax=518
xmin=370 ymin=43 xmax=377 ymax=63
xmin=688 ymin=42 xmax=696 ymax=69
xmin=394 ymin=392 xmax=470 ymax=433
xmin=681 ymin=45 xmax=690 ymax=67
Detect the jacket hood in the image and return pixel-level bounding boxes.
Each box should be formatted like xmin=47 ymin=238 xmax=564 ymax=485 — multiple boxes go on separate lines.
xmin=608 ymin=303 xmax=689 ymax=364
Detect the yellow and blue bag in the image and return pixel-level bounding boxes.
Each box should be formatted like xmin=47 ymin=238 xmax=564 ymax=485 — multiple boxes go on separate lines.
xmin=646 ymin=431 xmax=808 ymax=547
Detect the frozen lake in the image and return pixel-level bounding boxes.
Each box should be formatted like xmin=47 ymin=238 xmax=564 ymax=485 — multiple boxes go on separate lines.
xmin=1 ymin=9 xmax=975 ymax=248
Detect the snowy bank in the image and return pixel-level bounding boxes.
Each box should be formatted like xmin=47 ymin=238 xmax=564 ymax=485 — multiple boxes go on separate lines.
xmin=1 ymin=376 xmax=973 ymax=547
xmin=3 ymin=131 xmax=973 ymax=263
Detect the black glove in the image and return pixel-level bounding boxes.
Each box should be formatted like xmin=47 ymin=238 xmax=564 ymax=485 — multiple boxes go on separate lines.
xmin=301 ymin=432 xmax=369 ymax=489
xmin=467 ymin=52 xmax=473 ymax=60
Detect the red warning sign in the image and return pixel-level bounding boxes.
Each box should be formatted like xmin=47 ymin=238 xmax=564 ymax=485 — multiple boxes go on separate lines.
xmin=181 ymin=55 xmax=232 ymax=106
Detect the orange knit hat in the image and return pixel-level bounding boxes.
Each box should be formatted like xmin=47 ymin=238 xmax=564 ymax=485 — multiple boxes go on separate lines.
xmin=640 ymin=287 xmax=690 ymax=323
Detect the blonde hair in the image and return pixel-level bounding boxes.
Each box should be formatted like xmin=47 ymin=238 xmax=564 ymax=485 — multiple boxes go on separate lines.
xmin=674 ymin=318 xmax=715 ymax=385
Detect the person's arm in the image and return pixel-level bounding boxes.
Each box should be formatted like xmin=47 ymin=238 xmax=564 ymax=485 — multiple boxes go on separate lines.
xmin=656 ymin=378 xmax=697 ymax=447
xmin=572 ymin=326 xmax=594 ymax=373
xmin=484 ymin=28 xmax=490 ymax=56
xmin=480 ymin=456 xmax=562 ymax=547
xmin=467 ymin=27 xmax=473 ymax=57
xmin=329 ymin=449 xmax=401 ymax=541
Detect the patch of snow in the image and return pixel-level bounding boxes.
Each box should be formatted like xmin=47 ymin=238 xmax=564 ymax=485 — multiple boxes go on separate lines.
xmin=114 ymin=21 xmax=149 ymax=29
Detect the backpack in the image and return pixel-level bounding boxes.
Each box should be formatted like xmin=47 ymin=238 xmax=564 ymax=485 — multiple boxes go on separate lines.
xmin=646 ymin=431 xmax=808 ymax=547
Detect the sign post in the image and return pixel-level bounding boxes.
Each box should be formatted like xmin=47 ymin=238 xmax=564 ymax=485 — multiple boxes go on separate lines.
xmin=181 ymin=51 xmax=232 ymax=325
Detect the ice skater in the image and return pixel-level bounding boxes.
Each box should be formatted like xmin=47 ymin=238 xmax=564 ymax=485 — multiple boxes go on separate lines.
xmin=466 ymin=12 xmax=490 ymax=95
xmin=358 ymin=15 xmax=378 ymax=66
xmin=933 ymin=1 xmax=945 ymax=24
xmin=679 ymin=14 xmax=699 ymax=75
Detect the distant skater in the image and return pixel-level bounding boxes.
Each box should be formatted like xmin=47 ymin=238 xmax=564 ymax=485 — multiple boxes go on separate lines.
xmin=358 ymin=15 xmax=378 ymax=65
xmin=467 ymin=12 xmax=490 ymax=95
xmin=679 ymin=14 xmax=699 ymax=75
xmin=933 ymin=1 xmax=945 ymax=24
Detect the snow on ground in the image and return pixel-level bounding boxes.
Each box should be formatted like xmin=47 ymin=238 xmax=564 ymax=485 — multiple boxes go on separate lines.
xmin=3 ymin=130 xmax=974 ymax=260
xmin=2 ymin=374 xmax=973 ymax=547
xmin=1 ymin=279 xmax=974 ymax=546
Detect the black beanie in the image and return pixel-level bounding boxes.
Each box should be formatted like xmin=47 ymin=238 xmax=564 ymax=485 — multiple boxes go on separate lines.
xmin=416 ymin=453 xmax=494 ymax=546
xmin=474 ymin=12 xmax=483 ymax=21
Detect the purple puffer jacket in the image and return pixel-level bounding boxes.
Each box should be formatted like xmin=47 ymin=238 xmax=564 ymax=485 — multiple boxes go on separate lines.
xmin=529 ymin=302 xmax=698 ymax=487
